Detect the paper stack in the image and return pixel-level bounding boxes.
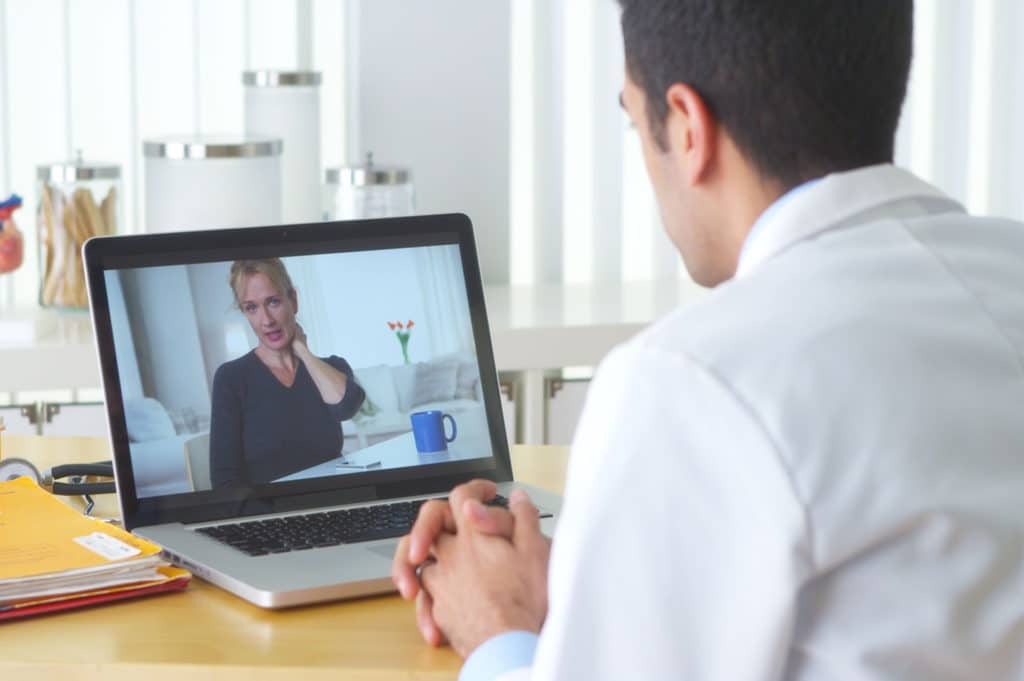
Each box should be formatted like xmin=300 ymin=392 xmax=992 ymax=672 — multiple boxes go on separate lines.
xmin=0 ymin=476 xmax=189 ymax=620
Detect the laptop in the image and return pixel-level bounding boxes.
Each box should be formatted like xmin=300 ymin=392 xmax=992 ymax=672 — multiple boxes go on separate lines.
xmin=83 ymin=213 xmax=561 ymax=608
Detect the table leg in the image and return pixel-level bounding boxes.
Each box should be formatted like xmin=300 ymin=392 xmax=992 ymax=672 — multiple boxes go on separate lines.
xmin=520 ymin=369 xmax=546 ymax=445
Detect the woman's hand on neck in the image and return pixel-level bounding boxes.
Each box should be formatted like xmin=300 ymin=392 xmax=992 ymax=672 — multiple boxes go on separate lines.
xmin=290 ymin=323 xmax=313 ymax=364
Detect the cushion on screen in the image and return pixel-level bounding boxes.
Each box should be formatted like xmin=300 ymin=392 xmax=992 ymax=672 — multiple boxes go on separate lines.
xmin=353 ymin=365 xmax=400 ymax=413
xmin=410 ymin=360 xmax=459 ymax=408
xmin=123 ymin=397 xmax=176 ymax=442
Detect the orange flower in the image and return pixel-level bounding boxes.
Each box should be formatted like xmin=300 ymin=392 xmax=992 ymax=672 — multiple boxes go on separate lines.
xmin=407 ymin=320 xmax=415 ymax=329
xmin=387 ymin=321 xmax=397 ymax=330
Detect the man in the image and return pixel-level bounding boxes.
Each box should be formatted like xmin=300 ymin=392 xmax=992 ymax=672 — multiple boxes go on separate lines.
xmin=393 ymin=1 xmax=1024 ymax=679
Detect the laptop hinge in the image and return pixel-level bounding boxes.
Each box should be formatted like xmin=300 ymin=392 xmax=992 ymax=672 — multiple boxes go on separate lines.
xmin=270 ymin=485 xmax=377 ymax=513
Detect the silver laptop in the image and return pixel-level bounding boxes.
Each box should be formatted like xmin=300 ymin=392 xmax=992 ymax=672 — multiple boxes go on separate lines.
xmin=84 ymin=213 xmax=561 ymax=608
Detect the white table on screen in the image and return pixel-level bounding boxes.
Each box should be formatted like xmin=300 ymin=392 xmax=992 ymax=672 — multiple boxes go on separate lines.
xmin=275 ymin=428 xmax=489 ymax=483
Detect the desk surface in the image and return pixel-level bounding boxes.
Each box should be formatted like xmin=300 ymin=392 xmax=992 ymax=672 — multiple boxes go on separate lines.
xmin=0 ymin=437 xmax=569 ymax=680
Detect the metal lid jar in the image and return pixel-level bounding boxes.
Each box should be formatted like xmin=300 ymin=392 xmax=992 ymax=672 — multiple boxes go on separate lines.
xmin=324 ymin=153 xmax=414 ymax=220
xmin=143 ymin=135 xmax=282 ymax=233
xmin=244 ymin=70 xmax=322 ymax=224
xmin=36 ymin=153 xmax=122 ymax=309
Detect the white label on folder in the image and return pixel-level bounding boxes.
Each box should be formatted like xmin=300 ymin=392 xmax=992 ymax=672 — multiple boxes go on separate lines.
xmin=73 ymin=532 xmax=142 ymax=561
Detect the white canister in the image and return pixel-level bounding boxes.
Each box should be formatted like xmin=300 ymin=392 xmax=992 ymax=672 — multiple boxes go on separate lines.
xmin=244 ymin=70 xmax=321 ymax=225
xmin=143 ymin=136 xmax=282 ymax=233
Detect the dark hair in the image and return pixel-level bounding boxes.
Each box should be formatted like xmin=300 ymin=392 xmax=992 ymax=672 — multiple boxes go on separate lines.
xmin=618 ymin=0 xmax=913 ymax=189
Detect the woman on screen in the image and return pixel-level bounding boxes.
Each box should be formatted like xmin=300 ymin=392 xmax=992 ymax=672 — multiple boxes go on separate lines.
xmin=210 ymin=258 xmax=365 ymax=488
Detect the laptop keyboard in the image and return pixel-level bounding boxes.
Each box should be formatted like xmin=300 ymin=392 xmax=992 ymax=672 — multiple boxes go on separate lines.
xmin=196 ymin=495 xmax=509 ymax=557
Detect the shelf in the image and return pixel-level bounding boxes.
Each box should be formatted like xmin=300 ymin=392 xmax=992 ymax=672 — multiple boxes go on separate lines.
xmin=484 ymin=278 xmax=707 ymax=370
xmin=0 ymin=309 xmax=99 ymax=393
xmin=0 ymin=279 xmax=707 ymax=394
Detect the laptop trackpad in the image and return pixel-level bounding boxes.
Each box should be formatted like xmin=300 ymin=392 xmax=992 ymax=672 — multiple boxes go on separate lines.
xmin=367 ymin=541 xmax=400 ymax=561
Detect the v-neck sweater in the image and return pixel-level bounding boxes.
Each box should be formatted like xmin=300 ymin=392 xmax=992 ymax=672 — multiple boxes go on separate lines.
xmin=209 ymin=350 xmax=365 ymax=488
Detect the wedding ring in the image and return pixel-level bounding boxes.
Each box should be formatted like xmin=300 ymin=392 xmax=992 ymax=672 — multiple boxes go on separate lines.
xmin=415 ymin=557 xmax=436 ymax=583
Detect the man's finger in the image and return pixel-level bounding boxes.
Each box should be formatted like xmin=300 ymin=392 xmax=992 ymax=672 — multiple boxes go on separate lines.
xmin=408 ymin=499 xmax=455 ymax=565
xmin=462 ymin=498 xmax=515 ymax=538
xmin=391 ymin=533 xmax=418 ymax=599
xmin=415 ymin=588 xmax=446 ymax=647
xmin=417 ymin=538 xmax=447 ymax=598
xmin=401 ymin=480 xmax=500 ymax=599
xmin=448 ymin=479 xmax=499 ymax=531
xmin=509 ymin=488 xmax=542 ymax=546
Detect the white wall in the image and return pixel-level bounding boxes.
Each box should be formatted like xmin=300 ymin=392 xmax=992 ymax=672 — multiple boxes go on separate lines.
xmin=120 ymin=265 xmax=210 ymax=414
xmin=285 ymin=245 xmax=473 ymax=368
xmin=351 ymin=1 xmax=511 ymax=284
xmin=104 ymin=270 xmax=144 ymax=401
xmin=186 ymin=262 xmax=238 ymax=389
xmin=300 ymin=250 xmax=429 ymax=367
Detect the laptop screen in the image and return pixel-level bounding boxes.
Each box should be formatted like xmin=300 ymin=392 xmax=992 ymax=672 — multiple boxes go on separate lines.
xmin=86 ymin=216 xmax=511 ymax=528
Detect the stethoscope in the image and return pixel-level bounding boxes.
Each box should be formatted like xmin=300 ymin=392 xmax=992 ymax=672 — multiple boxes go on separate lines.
xmin=0 ymin=457 xmax=115 ymax=515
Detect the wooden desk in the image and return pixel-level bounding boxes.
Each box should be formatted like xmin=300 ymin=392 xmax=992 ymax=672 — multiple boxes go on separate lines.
xmin=0 ymin=437 xmax=569 ymax=680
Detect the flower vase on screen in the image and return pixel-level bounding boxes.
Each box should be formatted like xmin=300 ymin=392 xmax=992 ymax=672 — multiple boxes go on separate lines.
xmin=387 ymin=319 xmax=415 ymax=364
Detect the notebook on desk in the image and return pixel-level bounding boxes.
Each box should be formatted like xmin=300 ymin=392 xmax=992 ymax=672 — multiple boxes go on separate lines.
xmin=83 ymin=214 xmax=561 ymax=608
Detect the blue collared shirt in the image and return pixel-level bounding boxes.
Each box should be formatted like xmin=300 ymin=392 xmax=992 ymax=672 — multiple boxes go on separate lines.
xmin=459 ymin=630 xmax=539 ymax=681
xmin=737 ymin=177 xmax=821 ymax=269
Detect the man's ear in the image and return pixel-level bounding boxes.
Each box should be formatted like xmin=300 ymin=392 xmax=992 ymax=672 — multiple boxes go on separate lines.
xmin=664 ymin=83 xmax=718 ymax=185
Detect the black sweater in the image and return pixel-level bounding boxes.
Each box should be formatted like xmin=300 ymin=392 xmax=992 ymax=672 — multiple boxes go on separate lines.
xmin=209 ymin=351 xmax=365 ymax=488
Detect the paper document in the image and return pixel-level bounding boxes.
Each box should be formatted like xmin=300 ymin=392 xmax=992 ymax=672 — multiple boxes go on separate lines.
xmin=0 ymin=476 xmax=190 ymax=611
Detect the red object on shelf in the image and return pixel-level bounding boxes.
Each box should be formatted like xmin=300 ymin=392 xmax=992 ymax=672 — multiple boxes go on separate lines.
xmin=0 ymin=193 xmax=21 ymax=221
xmin=0 ymin=222 xmax=24 ymax=273
xmin=0 ymin=194 xmax=24 ymax=274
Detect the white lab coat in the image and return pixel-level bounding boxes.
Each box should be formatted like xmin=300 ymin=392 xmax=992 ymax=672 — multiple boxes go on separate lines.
xmin=505 ymin=165 xmax=1024 ymax=680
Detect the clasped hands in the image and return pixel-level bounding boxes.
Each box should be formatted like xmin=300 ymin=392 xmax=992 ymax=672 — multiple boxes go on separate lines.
xmin=391 ymin=480 xmax=552 ymax=658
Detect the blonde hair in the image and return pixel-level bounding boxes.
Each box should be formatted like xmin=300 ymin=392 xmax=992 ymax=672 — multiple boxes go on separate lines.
xmin=229 ymin=258 xmax=295 ymax=309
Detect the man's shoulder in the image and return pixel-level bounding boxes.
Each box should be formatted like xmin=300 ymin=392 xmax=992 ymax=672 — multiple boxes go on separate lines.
xmin=599 ymin=208 xmax=1024 ymax=389
xmin=623 ymin=210 xmax=1024 ymax=384
xmin=620 ymin=265 xmax=816 ymax=375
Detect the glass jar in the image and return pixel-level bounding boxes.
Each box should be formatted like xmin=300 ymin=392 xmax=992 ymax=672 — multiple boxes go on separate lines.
xmin=324 ymin=153 xmax=414 ymax=220
xmin=37 ymin=156 xmax=121 ymax=309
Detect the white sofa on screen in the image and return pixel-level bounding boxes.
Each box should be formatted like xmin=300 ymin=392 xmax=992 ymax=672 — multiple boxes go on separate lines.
xmin=124 ymin=397 xmax=194 ymax=497
xmin=347 ymin=355 xmax=485 ymax=450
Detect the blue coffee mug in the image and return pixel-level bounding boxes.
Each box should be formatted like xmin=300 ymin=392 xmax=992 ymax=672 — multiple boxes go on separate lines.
xmin=410 ymin=410 xmax=457 ymax=453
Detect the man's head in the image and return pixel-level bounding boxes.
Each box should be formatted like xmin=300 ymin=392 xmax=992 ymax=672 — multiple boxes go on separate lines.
xmin=617 ymin=0 xmax=914 ymax=285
